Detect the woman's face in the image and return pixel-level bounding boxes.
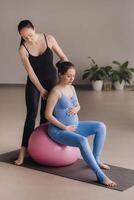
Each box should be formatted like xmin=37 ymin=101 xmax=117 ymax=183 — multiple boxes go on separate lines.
xmin=20 ymin=27 xmax=35 ymax=43
xmin=60 ymin=68 xmax=76 ymax=85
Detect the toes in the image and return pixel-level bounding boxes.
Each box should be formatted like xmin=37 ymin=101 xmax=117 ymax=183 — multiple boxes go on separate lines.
xmin=14 ymin=160 xmax=23 ymax=166
xmin=108 ymin=181 xmax=117 ymax=187
xmin=102 ymin=177 xmax=117 ymax=187
xmin=112 ymin=182 xmax=117 ymax=187
xmin=105 ymin=165 xmax=110 ymax=170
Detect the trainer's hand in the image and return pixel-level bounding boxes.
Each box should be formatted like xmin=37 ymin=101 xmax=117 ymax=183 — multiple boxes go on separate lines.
xmin=40 ymin=88 xmax=48 ymax=100
xmin=65 ymin=125 xmax=77 ymax=132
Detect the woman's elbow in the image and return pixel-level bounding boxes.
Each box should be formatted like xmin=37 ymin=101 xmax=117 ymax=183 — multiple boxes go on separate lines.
xmin=45 ymin=113 xmax=49 ymax=120
xmin=45 ymin=111 xmax=51 ymax=121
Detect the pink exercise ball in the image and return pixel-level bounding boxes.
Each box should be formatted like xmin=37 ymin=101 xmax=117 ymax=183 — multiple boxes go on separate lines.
xmin=28 ymin=124 xmax=80 ymax=166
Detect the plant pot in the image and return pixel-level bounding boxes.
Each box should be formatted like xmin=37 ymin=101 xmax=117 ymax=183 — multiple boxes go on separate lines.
xmin=103 ymin=80 xmax=112 ymax=91
xmin=92 ymin=80 xmax=103 ymax=91
xmin=114 ymin=80 xmax=125 ymax=90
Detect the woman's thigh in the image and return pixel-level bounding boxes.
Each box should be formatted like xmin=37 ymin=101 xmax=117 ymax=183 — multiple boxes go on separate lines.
xmin=48 ymin=129 xmax=85 ymax=147
xmin=76 ymin=121 xmax=105 ymax=137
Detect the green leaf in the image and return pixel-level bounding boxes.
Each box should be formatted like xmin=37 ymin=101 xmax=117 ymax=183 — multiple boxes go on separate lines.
xmin=130 ymin=68 xmax=134 ymax=72
xmin=88 ymin=56 xmax=96 ymax=64
xmin=83 ymin=69 xmax=91 ymax=72
xmin=121 ymin=61 xmax=129 ymax=70
xmin=112 ymin=61 xmax=121 ymax=66
xmin=82 ymin=72 xmax=90 ymax=80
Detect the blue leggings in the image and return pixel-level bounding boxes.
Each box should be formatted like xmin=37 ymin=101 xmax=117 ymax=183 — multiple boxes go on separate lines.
xmin=48 ymin=121 xmax=107 ymax=182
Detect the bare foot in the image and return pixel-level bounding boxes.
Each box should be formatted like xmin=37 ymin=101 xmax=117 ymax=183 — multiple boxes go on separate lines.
xmin=99 ymin=163 xmax=110 ymax=170
xmin=14 ymin=159 xmax=24 ymax=165
xmin=14 ymin=147 xmax=26 ymax=166
xmin=103 ymin=177 xmax=117 ymax=187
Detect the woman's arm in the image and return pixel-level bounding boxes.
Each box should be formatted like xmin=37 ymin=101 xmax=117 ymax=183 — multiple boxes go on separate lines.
xmin=19 ymin=46 xmax=48 ymax=99
xmin=45 ymin=88 xmax=67 ymax=130
xmin=47 ymin=35 xmax=68 ymax=61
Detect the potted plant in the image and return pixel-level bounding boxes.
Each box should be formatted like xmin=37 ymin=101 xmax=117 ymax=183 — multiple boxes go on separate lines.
xmin=82 ymin=57 xmax=107 ymax=91
xmin=111 ymin=61 xmax=134 ymax=90
xmin=101 ymin=66 xmax=113 ymax=91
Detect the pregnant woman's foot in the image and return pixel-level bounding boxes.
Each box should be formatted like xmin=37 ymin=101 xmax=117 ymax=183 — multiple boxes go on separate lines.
xmin=99 ymin=162 xmax=110 ymax=170
xmin=102 ymin=177 xmax=117 ymax=187
xmin=96 ymin=170 xmax=117 ymax=187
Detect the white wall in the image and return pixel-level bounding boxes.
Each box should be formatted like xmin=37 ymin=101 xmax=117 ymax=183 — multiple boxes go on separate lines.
xmin=0 ymin=0 xmax=134 ymax=84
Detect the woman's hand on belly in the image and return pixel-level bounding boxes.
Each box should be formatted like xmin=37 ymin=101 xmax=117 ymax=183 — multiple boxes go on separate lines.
xmin=65 ymin=125 xmax=77 ymax=132
xmin=67 ymin=106 xmax=78 ymax=115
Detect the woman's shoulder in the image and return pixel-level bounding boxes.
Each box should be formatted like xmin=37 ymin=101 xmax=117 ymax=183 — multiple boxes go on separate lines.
xmin=45 ymin=33 xmax=55 ymax=40
xmin=43 ymin=33 xmax=56 ymax=48
xmin=49 ymin=85 xmax=61 ymax=97
xmin=19 ymin=44 xmax=24 ymax=52
xmin=45 ymin=33 xmax=57 ymax=44
xmin=19 ymin=45 xmax=29 ymax=58
xmin=71 ymin=85 xmax=76 ymax=92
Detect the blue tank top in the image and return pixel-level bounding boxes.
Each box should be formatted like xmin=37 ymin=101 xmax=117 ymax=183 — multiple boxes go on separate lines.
xmin=49 ymin=88 xmax=79 ymax=131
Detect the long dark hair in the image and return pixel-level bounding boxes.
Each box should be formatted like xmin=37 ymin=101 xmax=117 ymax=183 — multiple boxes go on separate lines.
xmin=18 ymin=20 xmax=34 ymax=46
xmin=56 ymin=61 xmax=75 ymax=75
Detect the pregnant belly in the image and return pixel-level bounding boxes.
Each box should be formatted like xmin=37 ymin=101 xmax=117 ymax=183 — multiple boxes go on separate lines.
xmin=56 ymin=113 xmax=79 ymax=126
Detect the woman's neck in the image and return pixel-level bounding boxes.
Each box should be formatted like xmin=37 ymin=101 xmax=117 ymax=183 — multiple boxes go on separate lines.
xmin=58 ymin=82 xmax=70 ymax=88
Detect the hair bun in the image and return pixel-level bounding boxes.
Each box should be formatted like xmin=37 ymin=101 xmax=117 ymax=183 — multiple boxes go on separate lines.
xmin=56 ymin=61 xmax=74 ymax=69
xmin=56 ymin=60 xmax=62 ymax=68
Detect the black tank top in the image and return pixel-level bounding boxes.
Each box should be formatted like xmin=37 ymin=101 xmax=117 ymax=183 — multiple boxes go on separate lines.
xmin=23 ymin=34 xmax=57 ymax=90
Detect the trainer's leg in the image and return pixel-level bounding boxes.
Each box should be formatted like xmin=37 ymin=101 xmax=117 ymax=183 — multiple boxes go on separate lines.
xmin=15 ymin=80 xmax=40 ymax=166
xmin=21 ymin=80 xmax=40 ymax=147
xmin=40 ymin=98 xmax=48 ymax=124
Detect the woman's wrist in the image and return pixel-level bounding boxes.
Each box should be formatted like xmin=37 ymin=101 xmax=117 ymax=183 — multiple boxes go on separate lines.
xmin=60 ymin=57 xmax=68 ymax=62
xmin=61 ymin=124 xmax=67 ymax=130
xmin=40 ymin=87 xmax=45 ymax=93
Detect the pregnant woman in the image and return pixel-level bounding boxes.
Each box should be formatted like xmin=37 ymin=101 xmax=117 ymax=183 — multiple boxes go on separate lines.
xmin=45 ymin=61 xmax=117 ymax=187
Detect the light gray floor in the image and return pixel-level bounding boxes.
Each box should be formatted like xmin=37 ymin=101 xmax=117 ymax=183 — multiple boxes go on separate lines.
xmin=0 ymin=85 xmax=134 ymax=200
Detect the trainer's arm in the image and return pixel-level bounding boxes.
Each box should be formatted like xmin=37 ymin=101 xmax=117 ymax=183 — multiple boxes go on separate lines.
xmin=47 ymin=34 xmax=68 ymax=61
xmin=19 ymin=46 xmax=48 ymax=98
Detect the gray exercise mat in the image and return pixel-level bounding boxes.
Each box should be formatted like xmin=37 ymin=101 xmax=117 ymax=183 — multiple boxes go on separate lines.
xmin=0 ymin=150 xmax=134 ymax=191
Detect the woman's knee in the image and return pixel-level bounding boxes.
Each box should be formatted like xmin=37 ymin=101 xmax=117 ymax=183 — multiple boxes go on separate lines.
xmin=78 ymin=136 xmax=88 ymax=147
xmin=97 ymin=122 xmax=106 ymax=136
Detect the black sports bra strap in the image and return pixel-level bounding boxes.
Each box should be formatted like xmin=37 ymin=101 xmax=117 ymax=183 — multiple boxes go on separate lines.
xmin=44 ymin=34 xmax=48 ymax=47
xmin=22 ymin=43 xmax=30 ymax=54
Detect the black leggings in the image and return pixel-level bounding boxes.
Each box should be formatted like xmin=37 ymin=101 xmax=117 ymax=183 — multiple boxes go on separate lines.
xmin=21 ymin=78 xmax=56 ymax=147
